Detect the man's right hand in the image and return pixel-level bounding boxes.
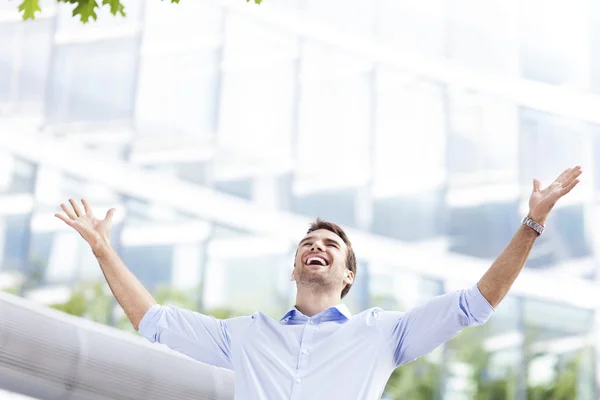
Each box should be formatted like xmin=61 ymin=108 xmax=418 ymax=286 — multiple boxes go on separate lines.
xmin=55 ymin=199 xmax=116 ymax=253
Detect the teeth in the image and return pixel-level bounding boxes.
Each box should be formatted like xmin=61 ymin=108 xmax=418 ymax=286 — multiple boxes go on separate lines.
xmin=307 ymin=256 xmax=327 ymax=266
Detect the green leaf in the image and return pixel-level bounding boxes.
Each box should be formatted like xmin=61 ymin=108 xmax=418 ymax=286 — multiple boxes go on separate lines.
xmin=71 ymin=0 xmax=100 ymax=23
xmin=102 ymin=0 xmax=125 ymax=17
xmin=18 ymin=0 xmax=41 ymax=20
xmin=246 ymin=0 xmax=262 ymax=4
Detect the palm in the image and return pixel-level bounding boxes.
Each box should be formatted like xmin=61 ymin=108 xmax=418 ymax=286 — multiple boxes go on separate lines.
xmin=55 ymin=199 xmax=116 ymax=247
xmin=528 ymin=166 xmax=582 ymax=225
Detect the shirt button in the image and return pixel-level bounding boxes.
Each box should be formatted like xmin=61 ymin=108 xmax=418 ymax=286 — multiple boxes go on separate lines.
xmin=310 ymin=320 xmax=315 ymax=325
xmin=295 ymin=377 xmax=301 ymax=383
xmin=301 ymin=349 xmax=308 ymax=354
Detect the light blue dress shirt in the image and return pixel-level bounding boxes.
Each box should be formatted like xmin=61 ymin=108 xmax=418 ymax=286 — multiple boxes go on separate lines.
xmin=138 ymin=283 xmax=494 ymax=399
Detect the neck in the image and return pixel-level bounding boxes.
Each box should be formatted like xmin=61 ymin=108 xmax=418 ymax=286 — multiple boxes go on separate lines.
xmin=294 ymin=285 xmax=342 ymax=317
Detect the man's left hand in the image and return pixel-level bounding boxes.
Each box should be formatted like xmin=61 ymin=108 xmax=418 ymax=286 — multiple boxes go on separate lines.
xmin=528 ymin=165 xmax=582 ymax=226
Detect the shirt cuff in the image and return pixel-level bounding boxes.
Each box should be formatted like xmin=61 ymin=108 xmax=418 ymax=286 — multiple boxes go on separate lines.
xmin=137 ymin=304 xmax=162 ymax=342
xmin=465 ymin=283 xmax=495 ymax=325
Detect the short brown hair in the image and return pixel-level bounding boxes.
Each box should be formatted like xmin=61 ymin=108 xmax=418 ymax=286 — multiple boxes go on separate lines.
xmin=306 ymin=218 xmax=357 ymax=299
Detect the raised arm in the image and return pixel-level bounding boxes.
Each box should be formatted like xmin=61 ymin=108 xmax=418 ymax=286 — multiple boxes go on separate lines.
xmin=379 ymin=166 xmax=582 ymax=366
xmin=477 ymin=165 xmax=582 ymax=307
xmin=55 ymin=199 xmax=156 ymax=330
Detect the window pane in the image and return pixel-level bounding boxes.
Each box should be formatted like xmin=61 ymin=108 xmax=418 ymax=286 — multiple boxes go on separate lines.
xmin=47 ymin=38 xmax=138 ymax=123
xmin=448 ymin=0 xmax=519 ymax=75
xmin=447 ymin=90 xmax=519 ymax=177
xmin=379 ymin=0 xmax=446 ymax=58
xmin=519 ymin=108 xmax=588 ymax=186
xmin=121 ymin=245 xmax=172 ymax=292
xmin=17 ymin=19 xmax=53 ymax=109
xmin=136 ymin=50 xmax=219 ymax=136
xmin=297 ymin=44 xmax=370 ymax=189
xmin=304 ymin=0 xmax=375 ymax=35
xmin=374 ymin=71 xmax=446 ymax=196
xmin=0 ymin=23 xmax=17 ymax=106
xmin=520 ymin=0 xmax=591 ymax=87
xmin=1 ymin=214 xmax=31 ymax=272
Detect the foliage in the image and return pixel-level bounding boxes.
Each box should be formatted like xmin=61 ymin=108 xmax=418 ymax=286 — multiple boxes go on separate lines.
xmin=18 ymin=0 xmax=262 ymax=23
xmin=384 ymin=357 xmax=439 ymax=400
xmin=49 ymin=280 xmax=114 ymax=324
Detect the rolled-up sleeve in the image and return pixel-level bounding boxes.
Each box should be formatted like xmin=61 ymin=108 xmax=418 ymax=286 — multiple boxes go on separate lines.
xmin=138 ymin=304 xmax=234 ymax=370
xmin=378 ymin=283 xmax=494 ymax=367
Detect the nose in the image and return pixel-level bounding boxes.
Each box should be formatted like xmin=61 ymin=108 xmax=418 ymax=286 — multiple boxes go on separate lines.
xmin=311 ymin=240 xmax=325 ymax=252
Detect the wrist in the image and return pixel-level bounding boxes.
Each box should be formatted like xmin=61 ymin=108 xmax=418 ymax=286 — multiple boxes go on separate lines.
xmin=526 ymin=213 xmax=546 ymax=226
xmin=523 ymin=215 xmax=545 ymax=236
xmin=91 ymin=237 xmax=113 ymax=258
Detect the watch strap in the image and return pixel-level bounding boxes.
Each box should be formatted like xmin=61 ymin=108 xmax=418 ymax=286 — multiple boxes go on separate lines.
xmin=522 ymin=216 xmax=545 ymax=235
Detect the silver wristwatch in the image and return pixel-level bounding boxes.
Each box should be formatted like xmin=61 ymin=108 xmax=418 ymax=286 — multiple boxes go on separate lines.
xmin=522 ymin=216 xmax=545 ymax=235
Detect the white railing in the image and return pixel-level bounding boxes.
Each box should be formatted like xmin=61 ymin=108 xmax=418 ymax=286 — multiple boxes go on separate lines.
xmin=0 ymin=292 xmax=234 ymax=400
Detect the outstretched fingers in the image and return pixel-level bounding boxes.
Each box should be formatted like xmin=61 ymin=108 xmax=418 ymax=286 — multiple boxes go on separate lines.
xmin=82 ymin=199 xmax=94 ymax=217
xmin=558 ymin=166 xmax=582 ymax=196
xmin=561 ymin=178 xmax=580 ymax=196
xmin=60 ymin=203 xmax=77 ymax=220
xmin=104 ymin=208 xmax=116 ymax=221
xmin=557 ymin=165 xmax=581 ymax=183
xmin=68 ymin=198 xmax=83 ymax=217
xmin=565 ymin=166 xmax=583 ymax=184
xmin=55 ymin=212 xmax=76 ymax=227
xmin=555 ymin=167 xmax=573 ymax=183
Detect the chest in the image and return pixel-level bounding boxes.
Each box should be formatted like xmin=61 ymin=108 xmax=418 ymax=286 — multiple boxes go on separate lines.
xmin=232 ymin=318 xmax=380 ymax=368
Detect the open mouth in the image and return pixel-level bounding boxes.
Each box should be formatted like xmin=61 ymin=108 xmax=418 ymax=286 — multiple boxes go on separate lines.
xmin=305 ymin=256 xmax=329 ymax=267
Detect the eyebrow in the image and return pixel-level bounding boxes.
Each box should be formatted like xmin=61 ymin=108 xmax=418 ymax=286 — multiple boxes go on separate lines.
xmin=299 ymin=236 xmax=342 ymax=247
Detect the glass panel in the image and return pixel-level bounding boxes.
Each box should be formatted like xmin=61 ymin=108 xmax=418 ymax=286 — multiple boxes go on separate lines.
xmin=17 ymin=18 xmax=53 ymax=109
xmin=1 ymin=156 xmax=37 ymax=194
xmin=519 ymin=0 xmax=591 ymax=88
xmin=445 ymin=295 xmax=522 ymax=399
xmin=378 ymin=0 xmax=446 ymax=58
xmin=372 ymin=190 xmax=444 ymax=241
xmin=143 ymin=0 xmax=221 ymax=45
xmin=121 ymin=245 xmax=173 ymax=292
xmin=447 ymin=89 xmax=519 ymax=177
xmin=519 ymin=108 xmax=588 ymax=187
xmin=204 ymin=251 xmax=290 ymax=317
xmin=374 ymin=71 xmax=446 ymax=197
xmin=44 ymin=231 xmax=81 ymax=284
xmin=217 ymin=63 xmax=295 ymax=171
xmin=304 ymin=0 xmax=375 ymax=35
xmin=292 ymin=189 xmax=357 ymax=227
xmin=524 ymin=299 xmax=594 ymax=399
xmin=448 ymin=201 xmax=520 ymax=259
xmin=0 ymin=23 xmax=17 ymax=106
xmin=297 ymin=43 xmax=370 ymax=190
xmin=1 ymin=214 xmax=31 ymax=272
xmin=135 ymin=49 xmax=219 ymax=137
xmin=46 ymin=38 xmax=138 ymax=123
xmin=448 ymin=0 xmax=519 ymax=74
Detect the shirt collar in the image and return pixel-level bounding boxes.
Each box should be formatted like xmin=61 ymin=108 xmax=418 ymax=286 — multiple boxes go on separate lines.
xmin=279 ymin=304 xmax=352 ymax=323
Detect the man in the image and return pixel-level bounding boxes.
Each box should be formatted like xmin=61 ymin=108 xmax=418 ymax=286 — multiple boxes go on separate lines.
xmin=55 ymin=166 xmax=582 ymax=399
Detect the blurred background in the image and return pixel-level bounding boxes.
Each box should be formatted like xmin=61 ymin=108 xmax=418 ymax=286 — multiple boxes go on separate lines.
xmin=1 ymin=0 xmax=600 ymax=398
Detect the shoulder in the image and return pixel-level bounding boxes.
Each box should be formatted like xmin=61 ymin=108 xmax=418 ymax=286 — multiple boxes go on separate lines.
xmin=352 ymin=307 xmax=406 ymax=328
xmin=223 ymin=311 xmax=262 ymax=331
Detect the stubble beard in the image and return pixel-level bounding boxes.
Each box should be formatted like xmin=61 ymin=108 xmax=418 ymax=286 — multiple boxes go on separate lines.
xmin=295 ymin=267 xmax=338 ymax=294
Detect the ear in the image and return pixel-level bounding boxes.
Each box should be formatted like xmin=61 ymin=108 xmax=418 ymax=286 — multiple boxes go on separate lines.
xmin=344 ymin=270 xmax=354 ymax=285
xmin=291 ymin=267 xmax=296 ymax=282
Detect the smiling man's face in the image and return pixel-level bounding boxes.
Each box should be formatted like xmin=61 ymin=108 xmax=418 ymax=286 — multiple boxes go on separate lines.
xmin=292 ymin=229 xmax=353 ymax=296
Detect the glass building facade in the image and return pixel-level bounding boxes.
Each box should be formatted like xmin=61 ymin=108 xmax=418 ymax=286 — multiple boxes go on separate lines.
xmin=1 ymin=0 xmax=600 ymax=398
